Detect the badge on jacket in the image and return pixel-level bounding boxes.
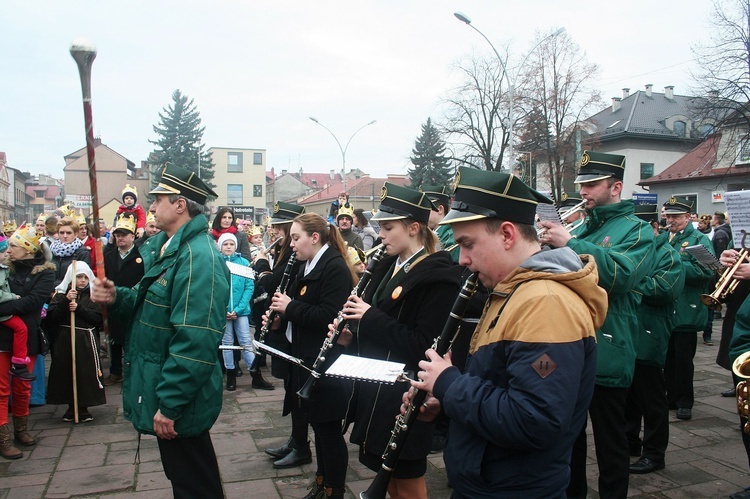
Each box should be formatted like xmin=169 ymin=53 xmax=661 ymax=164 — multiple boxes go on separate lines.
xmin=532 ymin=353 xmax=557 ymax=379
xmin=391 ymin=286 xmax=402 ymax=300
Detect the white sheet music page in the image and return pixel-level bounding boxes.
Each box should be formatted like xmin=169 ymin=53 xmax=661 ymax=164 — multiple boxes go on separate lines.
xmin=723 ymin=190 xmax=750 ymax=248
xmin=325 ymin=354 xmax=406 ymax=384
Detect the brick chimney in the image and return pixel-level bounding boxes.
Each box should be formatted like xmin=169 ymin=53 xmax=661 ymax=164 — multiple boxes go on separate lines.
xmin=612 ymin=97 xmax=621 ymax=113
xmin=645 ymin=84 xmax=653 ymax=97
xmin=622 ymin=88 xmax=630 ymax=99
xmin=665 ymin=85 xmax=674 ymax=100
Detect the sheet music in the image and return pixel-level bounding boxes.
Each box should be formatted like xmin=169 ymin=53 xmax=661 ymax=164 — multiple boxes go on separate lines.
xmin=536 ymin=203 xmax=563 ymax=225
xmin=252 ymin=340 xmax=305 ymax=367
xmin=325 ymin=354 xmax=406 ymax=384
xmin=723 ymin=190 xmax=750 ymax=248
xmin=684 ymin=245 xmax=723 ymax=272
xmin=226 ymin=261 xmax=255 ymax=279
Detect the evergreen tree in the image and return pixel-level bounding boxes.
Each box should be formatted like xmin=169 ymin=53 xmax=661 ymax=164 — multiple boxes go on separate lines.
xmin=148 ymin=89 xmax=215 ymax=194
xmin=407 ymin=118 xmax=453 ymax=189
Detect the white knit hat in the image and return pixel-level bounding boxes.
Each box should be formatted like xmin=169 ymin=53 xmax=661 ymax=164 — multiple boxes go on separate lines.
xmin=217 ymin=232 xmax=237 ymax=250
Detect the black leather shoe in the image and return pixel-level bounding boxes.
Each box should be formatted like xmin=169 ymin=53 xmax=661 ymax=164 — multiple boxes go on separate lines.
xmin=723 ymin=387 xmax=737 ymax=397
xmin=676 ymin=408 xmax=692 ymax=420
xmin=629 ymin=457 xmax=665 ymax=474
xmin=273 ymin=446 xmax=312 ymax=468
xmin=265 ymin=437 xmax=294 ymax=459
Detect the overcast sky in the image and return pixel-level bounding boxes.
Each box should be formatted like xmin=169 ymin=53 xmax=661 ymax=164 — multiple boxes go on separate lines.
xmin=1 ymin=0 xmax=713 ymax=180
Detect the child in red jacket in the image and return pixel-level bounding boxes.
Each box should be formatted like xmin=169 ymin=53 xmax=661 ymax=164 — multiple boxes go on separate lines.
xmin=115 ymin=185 xmax=146 ymax=238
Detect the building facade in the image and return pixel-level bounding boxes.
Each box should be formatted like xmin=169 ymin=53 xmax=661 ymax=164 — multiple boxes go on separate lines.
xmin=209 ymin=147 xmax=267 ymax=224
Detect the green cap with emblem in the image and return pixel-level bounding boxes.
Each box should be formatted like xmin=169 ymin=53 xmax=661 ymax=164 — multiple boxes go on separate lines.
xmin=574 ymin=150 xmax=626 ymax=184
xmin=149 ymin=164 xmax=217 ymax=205
xmin=372 ymin=182 xmax=436 ymax=225
xmin=419 ymin=185 xmax=451 ymax=206
xmin=440 ymin=167 xmax=553 ymax=226
xmin=270 ymin=201 xmax=306 ymax=224
xmin=662 ymin=196 xmax=693 ymax=215
xmin=634 ymin=203 xmax=659 ymax=223
xmin=558 ymin=192 xmax=583 ymax=209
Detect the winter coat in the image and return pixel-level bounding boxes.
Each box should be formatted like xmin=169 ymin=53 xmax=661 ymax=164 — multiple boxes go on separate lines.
xmin=282 ymin=246 xmax=353 ymax=422
xmin=339 ymin=229 xmax=364 ymax=251
xmin=348 ymin=250 xmax=462 ymax=464
xmin=667 ymin=222 xmax=714 ymax=332
xmin=567 ymin=199 xmax=654 ymax=387
xmin=433 ymin=248 xmax=606 ymax=498
xmin=713 ymin=224 xmax=733 ymax=256
xmin=222 ymin=253 xmax=254 ymax=316
xmin=103 ymin=244 xmax=145 ymax=344
xmin=109 ymin=215 xmax=230 ymax=438
xmin=211 ymin=227 xmax=252 ymax=261
xmin=0 ymin=256 xmax=55 ymax=356
xmin=51 ymin=246 xmax=91 ymax=288
xmin=356 ymin=225 xmax=379 ymax=251
xmin=729 ymin=283 xmax=750 ymax=365
xmin=634 ymin=232 xmax=685 ymax=367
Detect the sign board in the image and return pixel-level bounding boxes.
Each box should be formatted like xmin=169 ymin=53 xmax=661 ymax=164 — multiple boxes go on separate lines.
xmin=632 ymin=193 xmax=658 ymax=205
xmin=723 ymin=190 xmax=750 ymax=248
xmin=712 ymin=191 xmax=725 ymax=203
xmin=65 ymin=194 xmax=93 ymax=208
xmin=229 ymin=205 xmax=255 ymax=219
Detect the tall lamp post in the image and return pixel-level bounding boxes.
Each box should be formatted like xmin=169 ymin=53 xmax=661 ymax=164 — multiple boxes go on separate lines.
xmin=309 ymin=117 xmax=376 ymax=194
xmin=454 ymin=12 xmax=564 ymax=173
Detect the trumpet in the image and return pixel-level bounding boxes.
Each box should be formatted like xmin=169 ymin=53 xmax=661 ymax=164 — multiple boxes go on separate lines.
xmin=701 ymin=232 xmax=749 ymax=310
xmin=733 ymin=351 xmax=750 ymax=433
xmin=537 ymin=200 xmax=587 ymax=238
xmin=559 ymin=200 xmax=587 ymax=223
xmin=297 ymin=246 xmax=387 ymax=400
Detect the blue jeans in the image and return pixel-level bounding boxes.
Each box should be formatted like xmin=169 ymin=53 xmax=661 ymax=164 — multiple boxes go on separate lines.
xmin=222 ymin=316 xmax=255 ymax=369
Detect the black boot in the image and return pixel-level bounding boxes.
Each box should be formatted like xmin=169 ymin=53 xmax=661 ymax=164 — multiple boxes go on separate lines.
xmin=265 ymin=436 xmax=294 ymax=459
xmin=273 ymin=441 xmax=312 ymax=468
xmin=225 ymin=368 xmax=237 ymax=391
xmin=9 ymin=364 xmax=36 ymax=381
xmin=251 ymin=370 xmax=274 ymax=390
xmin=302 ymin=475 xmax=325 ymax=499
xmin=323 ymin=486 xmax=345 ymax=499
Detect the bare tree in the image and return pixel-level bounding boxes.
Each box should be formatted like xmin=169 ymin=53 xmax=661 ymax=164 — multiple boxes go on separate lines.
xmin=441 ymin=53 xmax=511 ymax=171
xmin=517 ymin=30 xmax=602 ymax=200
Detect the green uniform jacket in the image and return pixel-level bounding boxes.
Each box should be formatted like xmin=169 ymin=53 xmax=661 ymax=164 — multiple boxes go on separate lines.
xmin=634 ymin=232 xmax=685 ymax=367
xmin=437 ymin=224 xmax=460 ymax=263
xmin=568 ymin=199 xmax=654 ymax=387
xmin=729 ymin=292 xmax=750 ymax=365
xmin=667 ymin=222 xmax=714 ymax=332
xmin=110 ymin=215 xmax=230 ymax=438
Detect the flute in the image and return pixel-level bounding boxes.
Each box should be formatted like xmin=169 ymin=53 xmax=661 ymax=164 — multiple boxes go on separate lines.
xmin=360 ymin=272 xmax=480 ymax=499
xmin=296 ymin=246 xmax=387 ymax=400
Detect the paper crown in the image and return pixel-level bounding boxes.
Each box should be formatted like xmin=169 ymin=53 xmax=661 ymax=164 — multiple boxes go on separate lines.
xmin=146 ymin=211 xmax=156 ymax=224
xmin=337 ymin=204 xmax=355 ymax=220
xmin=250 ymin=225 xmax=263 ymax=237
xmin=122 ymin=184 xmax=138 ymax=203
xmin=3 ymin=220 xmax=17 ymax=233
xmin=55 ymin=204 xmax=76 ymax=218
xmin=36 ymin=213 xmax=47 ymax=223
xmin=75 ymin=210 xmax=87 ymax=226
xmin=113 ymin=214 xmax=136 ymax=234
xmin=11 ymin=223 xmax=41 ymax=254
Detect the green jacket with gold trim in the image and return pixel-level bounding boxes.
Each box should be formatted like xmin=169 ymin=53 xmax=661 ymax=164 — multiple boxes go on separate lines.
xmin=567 ymin=199 xmax=654 ymax=388
xmin=109 ymin=214 xmax=230 ymax=438
xmin=437 ymin=224 xmax=460 ymax=263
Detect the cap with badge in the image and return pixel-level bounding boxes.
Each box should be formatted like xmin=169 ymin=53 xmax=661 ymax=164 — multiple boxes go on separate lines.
xmin=149 ymin=164 xmax=217 ymax=205
xmin=574 ymin=151 xmax=626 ymax=184
xmin=558 ymin=192 xmax=583 ymax=209
xmin=113 ymin=214 xmax=137 ymax=235
xmin=662 ymin=196 xmax=693 ymax=215
xmin=420 ymin=185 xmax=451 ymax=206
xmin=633 ymin=204 xmax=659 ymax=223
xmin=270 ymin=201 xmax=306 ymax=225
xmin=440 ymin=167 xmax=553 ymax=226
xmin=337 ymin=204 xmax=355 ymax=221
xmin=372 ymin=182 xmax=436 ymax=225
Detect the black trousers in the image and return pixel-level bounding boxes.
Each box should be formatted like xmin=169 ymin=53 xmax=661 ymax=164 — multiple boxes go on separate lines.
xmin=568 ymin=385 xmax=629 ymax=499
xmin=157 ymin=431 xmax=223 ymax=498
xmin=311 ymin=420 xmax=348 ymax=489
xmin=625 ymin=363 xmax=669 ymax=462
xmin=664 ymin=330 xmax=698 ymax=409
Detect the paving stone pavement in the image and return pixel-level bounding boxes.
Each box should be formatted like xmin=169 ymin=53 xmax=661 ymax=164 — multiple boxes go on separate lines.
xmin=1 ymin=320 xmax=749 ymax=498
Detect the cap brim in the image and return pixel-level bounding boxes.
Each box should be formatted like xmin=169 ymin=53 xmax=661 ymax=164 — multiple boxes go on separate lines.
xmin=269 ymin=217 xmax=294 ymax=225
xmin=574 ymin=173 xmax=614 ymax=184
xmin=663 ymin=209 xmax=689 ymax=215
xmin=113 ymin=229 xmax=134 ymax=235
xmin=371 ymin=211 xmax=407 ymax=222
xmin=149 ymin=185 xmax=179 ymax=196
xmin=439 ymin=209 xmax=487 ymax=225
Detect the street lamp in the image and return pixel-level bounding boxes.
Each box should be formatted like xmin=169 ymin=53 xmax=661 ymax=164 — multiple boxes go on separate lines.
xmin=454 ymin=12 xmax=564 ymax=172
xmin=309 ymin=117 xmax=377 ymax=194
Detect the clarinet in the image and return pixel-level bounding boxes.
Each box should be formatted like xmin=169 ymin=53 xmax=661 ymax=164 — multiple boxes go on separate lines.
xmin=360 ymin=272 xmax=480 ymax=499
xmin=296 ymin=246 xmax=388 ymax=400
xmin=257 ymin=252 xmax=298 ymax=343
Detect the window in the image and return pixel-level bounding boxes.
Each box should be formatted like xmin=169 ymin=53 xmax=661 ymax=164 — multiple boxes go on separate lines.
xmin=673 ymin=121 xmax=686 ymax=138
xmin=253 ymin=184 xmax=263 ymax=197
xmin=738 ymin=136 xmax=750 ymax=164
xmin=699 ymin=124 xmax=715 ymax=137
xmin=227 ymin=184 xmax=243 ymax=205
xmin=640 ymin=163 xmax=654 ymax=180
xmin=227 ymin=152 xmax=243 ymax=172
xmin=253 ymin=152 xmax=263 ymax=165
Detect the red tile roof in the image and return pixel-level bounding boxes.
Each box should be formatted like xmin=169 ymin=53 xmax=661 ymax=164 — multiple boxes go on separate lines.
xmin=298 ymin=175 xmax=408 ymax=204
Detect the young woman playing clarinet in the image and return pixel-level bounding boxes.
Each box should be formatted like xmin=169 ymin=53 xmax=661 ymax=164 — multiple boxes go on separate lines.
xmin=267 ymin=212 xmax=356 ymax=499
xmin=339 ymin=183 xmax=461 ymax=499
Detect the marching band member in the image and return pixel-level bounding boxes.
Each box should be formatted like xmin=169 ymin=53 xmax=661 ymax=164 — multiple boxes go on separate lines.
xmin=339 ymin=183 xmax=461 ymax=499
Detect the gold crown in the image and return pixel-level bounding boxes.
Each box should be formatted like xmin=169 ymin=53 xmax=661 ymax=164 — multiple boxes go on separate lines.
xmin=250 ymin=225 xmax=263 ymax=237
xmin=122 ymin=184 xmax=138 ymax=199
xmin=3 ymin=220 xmax=17 ymax=233
xmin=11 ymin=223 xmax=41 ymax=254
xmin=113 ymin=214 xmax=137 ymax=234
xmin=56 ymin=203 xmax=75 ymax=217
xmin=36 ymin=213 xmax=48 ymax=223
xmin=146 ymin=211 xmax=156 ymax=224
xmin=337 ymin=204 xmax=355 ymax=219
xmin=75 ymin=210 xmax=87 ymax=226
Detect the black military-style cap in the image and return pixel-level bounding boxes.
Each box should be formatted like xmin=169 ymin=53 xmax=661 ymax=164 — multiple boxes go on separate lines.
xmin=270 ymin=201 xmax=306 ymax=224
xmin=372 ymin=182 xmax=436 ymax=225
xmin=420 ymin=185 xmax=451 ymax=206
xmin=634 ymin=203 xmax=659 ymax=223
xmin=558 ymin=192 xmax=583 ymax=209
xmin=662 ymin=196 xmax=693 ymax=215
xmin=440 ymin=167 xmax=553 ymax=226
xmin=149 ymin=164 xmax=217 ymax=205
xmin=574 ymin=150 xmax=626 ymax=184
